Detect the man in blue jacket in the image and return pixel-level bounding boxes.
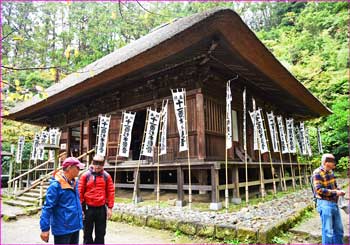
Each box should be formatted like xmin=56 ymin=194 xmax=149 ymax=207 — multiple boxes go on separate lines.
xmin=40 ymin=157 xmax=85 ymax=244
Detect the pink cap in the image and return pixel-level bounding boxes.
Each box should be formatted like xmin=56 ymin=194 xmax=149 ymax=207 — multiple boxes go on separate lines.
xmin=62 ymin=157 xmax=85 ymax=169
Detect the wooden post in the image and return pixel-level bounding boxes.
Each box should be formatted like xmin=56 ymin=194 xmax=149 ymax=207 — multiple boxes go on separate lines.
xmin=258 ymin=165 xmax=265 ymax=197
xmin=295 ymin=155 xmax=303 ymax=188
xmin=133 ymin=168 xmax=141 ymax=203
xmin=278 ymin=166 xmax=283 ymax=191
xmin=184 ymin=90 xmax=192 ymax=209
xmin=288 ymin=153 xmax=296 ymax=190
xmin=39 ymin=180 xmax=44 ymax=207
xmin=54 ymin=148 xmax=59 ymax=170
xmin=132 ymin=109 xmax=148 ymax=205
xmin=26 ymin=160 xmax=31 ymax=188
xmin=8 ymin=158 xmax=14 ymax=194
xmin=176 ymin=167 xmax=184 ymax=207
xmin=261 ymin=112 xmax=276 ymax=195
xmin=278 ymin=151 xmax=287 ymax=191
xmin=210 ymin=164 xmax=222 ymax=210
xmin=232 ymin=165 xmax=240 ymax=200
xmin=196 ymin=92 xmax=206 ymax=160
xmin=242 ymin=88 xmax=249 ymax=204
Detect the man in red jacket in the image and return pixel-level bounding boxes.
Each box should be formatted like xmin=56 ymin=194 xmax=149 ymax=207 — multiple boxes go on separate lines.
xmin=78 ymin=155 xmax=115 ymax=244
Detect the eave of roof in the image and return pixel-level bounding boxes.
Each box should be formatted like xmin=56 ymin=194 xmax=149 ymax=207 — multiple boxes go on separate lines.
xmin=6 ymin=7 xmax=331 ymax=122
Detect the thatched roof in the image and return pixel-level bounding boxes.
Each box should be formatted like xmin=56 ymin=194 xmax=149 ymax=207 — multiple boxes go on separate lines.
xmin=6 ymin=7 xmax=331 ymax=123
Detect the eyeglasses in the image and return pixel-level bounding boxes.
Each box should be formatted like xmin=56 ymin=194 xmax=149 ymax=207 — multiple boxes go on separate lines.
xmin=93 ymin=161 xmax=104 ymax=166
xmin=325 ymin=157 xmax=336 ymax=163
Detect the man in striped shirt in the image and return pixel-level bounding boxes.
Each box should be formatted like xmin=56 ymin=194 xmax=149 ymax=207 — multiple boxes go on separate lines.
xmin=313 ymin=153 xmax=345 ymax=244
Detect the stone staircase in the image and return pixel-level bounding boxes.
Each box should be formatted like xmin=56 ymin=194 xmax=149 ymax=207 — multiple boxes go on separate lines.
xmin=3 ymin=180 xmax=50 ymax=209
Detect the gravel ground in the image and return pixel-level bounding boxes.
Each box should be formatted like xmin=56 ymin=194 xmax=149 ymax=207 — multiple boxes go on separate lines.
xmin=113 ymin=189 xmax=313 ymax=229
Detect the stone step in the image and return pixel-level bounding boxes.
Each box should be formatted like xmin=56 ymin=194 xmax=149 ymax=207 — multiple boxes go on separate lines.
xmin=16 ymin=196 xmax=39 ymax=203
xmin=3 ymin=199 xmax=35 ymax=208
xmin=22 ymin=192 xmax=41 ymax=198
xmin=30 ymin=187 xmax=48 ymax=194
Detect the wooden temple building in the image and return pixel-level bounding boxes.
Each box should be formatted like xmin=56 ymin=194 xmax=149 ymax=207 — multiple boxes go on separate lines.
xmin=7 ymin=8 xmax=331 ymax=209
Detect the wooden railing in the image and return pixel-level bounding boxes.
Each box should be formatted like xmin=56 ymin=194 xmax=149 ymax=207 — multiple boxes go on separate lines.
xmin=15 ymin=149 xmax=95 ymax=197
xmin=8 ymin=152 xmax=67 ymax=185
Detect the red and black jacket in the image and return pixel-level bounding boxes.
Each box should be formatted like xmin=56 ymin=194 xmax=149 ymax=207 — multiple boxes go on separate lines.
xmin=78 ymin=167 xmax=115 ymax=209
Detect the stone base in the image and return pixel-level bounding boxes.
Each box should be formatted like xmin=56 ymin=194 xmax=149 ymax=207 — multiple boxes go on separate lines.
xmin=133 ymin=196 xmax=143 ymax=204
xmin=176 ymin=200 xmax=185 ymax=207
xmin=231 ymin=197 xmax=242 ymax=205
xmin=209 ymin=202 xmax=223 ymax=210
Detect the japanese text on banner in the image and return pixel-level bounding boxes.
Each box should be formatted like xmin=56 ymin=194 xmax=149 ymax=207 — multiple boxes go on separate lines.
xmin=16 ymin=136 xmax=25 ymax=164
xmin=226 ymin=81 xmax=232 ymax=149
xmin=141 ymin=109 xmax=160 ymax=157
xmin=171 ymin=89 xmax=188 ymax=152
xmin=159 ymin=100 xmax=168 ymax=156
xmin=277 ymin=116 xmax=289 ymax=154
xmin=286 ymin=118 xmax=296 ymax=153
xmin=266 ymin=112 xmax=279 ymax=152
xmin=96 ymin=115 xmax=111 ymax=157
xmin=118 ymin=112 xmax=136 ymax=158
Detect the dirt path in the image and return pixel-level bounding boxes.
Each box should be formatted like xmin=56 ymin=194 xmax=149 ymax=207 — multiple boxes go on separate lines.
xmin=1 ymin=214 xmax=211 ymax=244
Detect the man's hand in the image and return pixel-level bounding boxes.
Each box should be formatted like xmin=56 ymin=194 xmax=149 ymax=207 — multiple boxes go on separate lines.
xmin=107 ymin=208 xmax=113 ymax=220
xmin=336 ymin=190 xmax=346 ymax=196
xmin=40 ymin=231 xmax=49 ymax=243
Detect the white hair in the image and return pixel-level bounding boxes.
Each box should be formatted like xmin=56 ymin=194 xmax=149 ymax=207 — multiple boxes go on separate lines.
xmin=321 ymin=153 xmax=335 ymax=165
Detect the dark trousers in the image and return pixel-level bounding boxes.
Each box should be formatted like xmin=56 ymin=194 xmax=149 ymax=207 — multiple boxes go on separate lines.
xmin=54 ymin=231 xmax=79 ymax=244
xmin=83 ymin=205 xmax=107 ymax=244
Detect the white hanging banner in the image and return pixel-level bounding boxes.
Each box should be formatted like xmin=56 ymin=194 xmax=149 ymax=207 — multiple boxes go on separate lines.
xmin=118 ymin=112 xmax=136 ymax=158
xmin=299 ymin=122 xmax=308 ymax=155
xmin=159 ymin=100 xmax=168 ymax=156
xmin=249 ymin=111 xmax=257 ymax=151
xmin=305 ymin=127 xmax=312 ymax=157
xmin=249 ymin=109 xmax=268 ymax=153
xmin=266 ymin=111 xmax=279 ymax=152
xmin=243 ymin=88 xmax=247 ymax=151
xmin=286 ymin=118 xmax=296 ymax=153
xmin=96 ymin=115 xmax=111 ymax=157
xmin=49 ymin=128 xmax=61 ymax=161
xmin=277 ymin=116 xmax=289 ymax=154
xmin=294 ymin=124 xmax=303 ymax=154
xmin=30 ymin=133 xmax=40 ymax=160
xmin=226 ymin=80 xmax=232 ymax=149
xmin=16 ymin=136 xmax=25 ymax=164
xmin=250 ymin=98 xmax=258 ymax=150
xmin=256 ymin=109 xmax=269 ymax=154
xmin=317 ymin=127 xmax=323 ymax=154
xmin=37 ymin=130 xmax=50 ymax=160
xmin=141 ymin=108 xmax=161 ymax=157
xmin=171 ymin=88 xmax=188 ymax=152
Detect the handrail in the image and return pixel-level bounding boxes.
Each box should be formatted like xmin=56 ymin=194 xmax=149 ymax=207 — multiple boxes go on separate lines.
xmin=76 ymin=148 xmax=95 ymax=160
xmin=8 ymin=152 xmax=67 ymax=184
xmin=16 ymin=167 xmax=63 ymax=196
xmin=15 ymin=148 xmax=95 ymax=197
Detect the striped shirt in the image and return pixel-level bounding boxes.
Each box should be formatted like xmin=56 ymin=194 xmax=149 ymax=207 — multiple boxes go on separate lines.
xmin=313 ymin=166 xmax=338 ymax=202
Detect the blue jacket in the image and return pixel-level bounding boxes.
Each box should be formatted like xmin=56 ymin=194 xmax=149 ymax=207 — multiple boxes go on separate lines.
xmin=40 ymin=171 xmax=83 ymax=236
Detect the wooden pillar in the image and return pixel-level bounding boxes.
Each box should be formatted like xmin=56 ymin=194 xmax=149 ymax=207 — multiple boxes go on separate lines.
xmin=258 ymin=166 xmax=265 ymax=197
xmin=198 ymin=170 xmax=208 ymax=195
xmin=153 ymin=171 xmax=157 ymax=193
xmin=291 ymin=164 xmax=296 ymax=188
xmin=133 ymin=168 xmax=142 ymax=203
xmin=79 ymin=121 xmax=84 ymax=156
xmin=196 ymin=92 xmax=206 ymax=160
xmin=278 ymin=166 xmax=283 ymax=191
xmin=231 ymin=165 xmax=241 ymax=204
xmin=302 ymin=165 xmax=308 ymax=185
xmin=176 ymin=167 xmax=185 ymax=207
xmin=210 ymin=164 xmax=222 ymax=210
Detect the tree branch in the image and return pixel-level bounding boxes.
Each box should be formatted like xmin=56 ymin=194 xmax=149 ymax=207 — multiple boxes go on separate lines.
xmin=2 ymin=65 xmax=63 ymax=71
